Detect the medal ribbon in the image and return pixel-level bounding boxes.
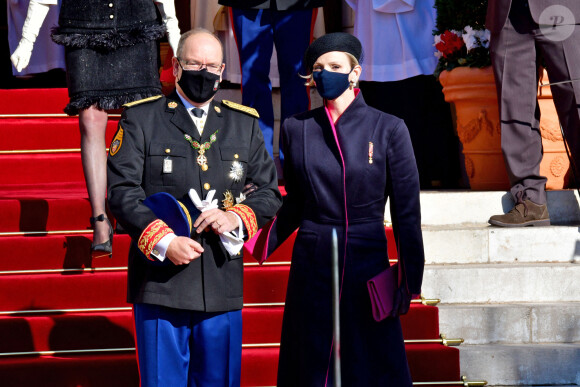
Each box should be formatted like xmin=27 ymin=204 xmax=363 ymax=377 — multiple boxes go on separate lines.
xmin=184 ymin=130 xmax=219 ymax=168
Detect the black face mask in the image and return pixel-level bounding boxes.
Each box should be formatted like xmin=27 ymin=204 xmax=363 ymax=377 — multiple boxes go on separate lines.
xmin=178 ymin=67 xmax=221 ymax=103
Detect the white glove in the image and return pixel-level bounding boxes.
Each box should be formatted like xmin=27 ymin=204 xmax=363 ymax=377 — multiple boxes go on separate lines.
xmin=189 ymin=189 xmax=245 ymax=256
xmin=10 ymin=0 xmax=51 ymax=72
xmin=154 ymin=0 xmax=181 ymax=56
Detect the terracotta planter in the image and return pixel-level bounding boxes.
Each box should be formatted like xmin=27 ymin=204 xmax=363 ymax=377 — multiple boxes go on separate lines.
xmin=538 ymin=70 xmax=571 ymax=189
xmin=439 ymin=67 xmax=568 ymax=190
xmin=439 ymin=66 xmax=509 ymax=190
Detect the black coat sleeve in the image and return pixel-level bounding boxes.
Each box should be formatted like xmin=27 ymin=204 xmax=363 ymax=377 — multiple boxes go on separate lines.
xmin=385 ymin=120 xmax=425 ymax=295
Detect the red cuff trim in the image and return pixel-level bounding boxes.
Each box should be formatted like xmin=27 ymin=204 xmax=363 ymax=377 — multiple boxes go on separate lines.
xmin=227 ymin=204 xmax=258 ymax=239
xmin=138 ymin=219 xmax=174 ymax=261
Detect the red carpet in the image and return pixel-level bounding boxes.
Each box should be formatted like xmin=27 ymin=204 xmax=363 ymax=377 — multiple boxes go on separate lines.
xmin=0 ymin=88 xmax=463 ymax=386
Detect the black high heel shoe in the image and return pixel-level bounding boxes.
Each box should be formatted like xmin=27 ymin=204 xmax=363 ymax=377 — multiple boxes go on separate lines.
xmin=90 ymin=214 xmax=113 ymax=257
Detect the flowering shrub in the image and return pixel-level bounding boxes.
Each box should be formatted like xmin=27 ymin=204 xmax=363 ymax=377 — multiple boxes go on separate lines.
xmin=433 ymin=0 xmax=491 ymax=77
xmin=433 ymin=26 xmax=491 ymax=77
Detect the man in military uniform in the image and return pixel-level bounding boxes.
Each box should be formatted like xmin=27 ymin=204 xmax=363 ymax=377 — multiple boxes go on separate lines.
xmin=107 ymin=29 xmax=281 ymax=386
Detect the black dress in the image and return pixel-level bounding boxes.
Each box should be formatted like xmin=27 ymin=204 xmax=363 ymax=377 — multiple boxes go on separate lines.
xmin=51 ymin=0 xmax=165 ymax=115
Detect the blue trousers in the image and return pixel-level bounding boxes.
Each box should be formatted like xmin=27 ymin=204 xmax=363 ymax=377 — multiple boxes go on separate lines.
xmin=230 ymin=7 xmax=316 ymax=161
xmin=133 ymin=303 xmax=242 ymax=387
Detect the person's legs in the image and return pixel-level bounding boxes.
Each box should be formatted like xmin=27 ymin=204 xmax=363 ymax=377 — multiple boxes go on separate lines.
xmin=78 ymin=106 xmax=112 ymax=249
xmin=273 ymin=8 xmax=316 ymax=162
xmin=492 ymin=14 xmax=546 ymax=204
xmin=188 ymin=310 xmax=242 ymax=387
xmin=488 ymin=8 xmax=550 ymax=226
xmin=536 ymin=24 xmax=580 ymax=183
xmin=133 ymin=303 xmax=192 ymax=387
xmin=230 ymin=8 xmax=276 ymax=159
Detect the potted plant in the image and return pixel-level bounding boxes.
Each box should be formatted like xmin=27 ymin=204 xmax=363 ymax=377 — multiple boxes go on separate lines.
xmin=433 ymin=0 xmax=569 ymax=190
xmin=432 ymin=0 xmax=509 ymax=190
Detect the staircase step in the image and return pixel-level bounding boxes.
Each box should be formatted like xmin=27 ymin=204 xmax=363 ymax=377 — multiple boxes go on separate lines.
xmin=423 ymin=262 xmax=579 ymax=303
xmin=0 ymin=272 xmax=128 ymax=311
xmin=0 ymin=303 xmax=441 ymax=354
xmin=240 ymin=343 xmax=460 ymax=386
xmin=459 ymin=343 xmax=580 ymax=386
xmin=438 ymin=302 xmax=580 ymax=345
xmin=0 ymin=88 xmax=70 ymax=114
xmin=0 ymin=153 xmax=85 ymax=185
xmin=0 ymin=182 xmax=88 ymax=199
xmin=0 ymin=235 xmax=131 ymax=272
xmin=0 ymin=118 xmax=119 ymax=151
xmin=0 ymin=353 xmax=139 ymax=387
xmin=0 ymin=311 xmax=135 ymax=354
xmin=0 ymin=342 xmax=458 ymax=386
xmin=423 ymin=224 xmax=580 ymax=264
xmin=385 ymin=190 xmax=580 ymax=226
xmin=0 ymin=198 xmax=92 ymax=233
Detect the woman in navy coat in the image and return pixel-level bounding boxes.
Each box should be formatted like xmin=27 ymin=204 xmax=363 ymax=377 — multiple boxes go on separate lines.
xmin=252 ymin=32 xmax=425 ymax=386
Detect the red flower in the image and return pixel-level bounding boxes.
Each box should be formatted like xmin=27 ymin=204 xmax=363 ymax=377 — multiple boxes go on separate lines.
xmin=435 ymin=30 xmax=465 ymax=58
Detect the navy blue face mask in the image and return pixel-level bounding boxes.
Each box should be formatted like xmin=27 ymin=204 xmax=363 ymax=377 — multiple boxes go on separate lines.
xmin=312 ymin=69 xmax=352 ymax=100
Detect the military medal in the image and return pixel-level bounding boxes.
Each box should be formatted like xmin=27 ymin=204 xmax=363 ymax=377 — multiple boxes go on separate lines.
xmin=229 ymin=161 xmax=244 ymax=182
xmin=222 ymin=190 xmax=234 ymax=209
xmin=368 ymin=142 xmax=374 ymax=164
xmin=184 ymin=130 xmax=219 ymax=170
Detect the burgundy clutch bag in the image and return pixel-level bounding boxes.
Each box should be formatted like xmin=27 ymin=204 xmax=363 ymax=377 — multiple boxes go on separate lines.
xmin=367 ymin=263 xmax=399 ymax=322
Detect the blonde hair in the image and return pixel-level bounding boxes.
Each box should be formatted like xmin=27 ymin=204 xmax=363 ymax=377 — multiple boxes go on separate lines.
xmin=301 ymin=52 xmax=360 ymax=86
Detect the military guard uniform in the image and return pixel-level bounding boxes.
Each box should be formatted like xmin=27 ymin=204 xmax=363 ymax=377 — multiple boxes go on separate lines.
xmin=107 ymin=91 xmax=281 ymax=386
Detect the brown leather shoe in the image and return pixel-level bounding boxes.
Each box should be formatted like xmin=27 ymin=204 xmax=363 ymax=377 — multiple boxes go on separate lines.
xmin=488 ymin=199 xmax=550 ymax=227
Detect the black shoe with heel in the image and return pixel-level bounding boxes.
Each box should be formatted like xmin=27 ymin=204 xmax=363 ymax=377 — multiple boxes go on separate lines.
xmin=90 ymin=214 xmax=113 ymax=257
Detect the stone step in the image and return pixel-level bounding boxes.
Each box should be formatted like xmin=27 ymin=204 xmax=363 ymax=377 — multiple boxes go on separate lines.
xmin=422 ymin=263 xmax=579 ymax=303
xmin=437 ymin=302 xmax=580 ymax=345
xmin=458 ymin=343 xmax=580 ymax=386
xmin=423 ymin=224 xmax=580 ymax=264
xmin=385 ymin=190 xmax=580 ymax=226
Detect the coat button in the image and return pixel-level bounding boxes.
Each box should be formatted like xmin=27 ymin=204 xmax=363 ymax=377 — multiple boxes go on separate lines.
xmin=165 ymin=148 xmax=171 ymax=154
xmin=234 ymin=154 xmax=239 ymax=159
xmin=108 ymin=3 xmax=114 ymax=7
xmin=109 ymin=14 xmax=114 ymax=19
xmin=201 ymin=164 xmax=208 ymax=171
xmin=204 ymin=183 xmax=210 ymax=190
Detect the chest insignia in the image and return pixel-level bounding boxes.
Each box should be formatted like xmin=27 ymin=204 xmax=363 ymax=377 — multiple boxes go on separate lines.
xmin=109 ymin=126 xmax=124 ymax=156
xmin=184 ymin=130 xmax=219 ymax=170
xmin=368 ymin=141 xmax=374 ymax=164
xmin=222 ymin=190 xmax=234 ymax=209
xmin=167 ymin=101 xmax=178 ymax=109
xmin=229 ymin=161 xmax=244 ymax=182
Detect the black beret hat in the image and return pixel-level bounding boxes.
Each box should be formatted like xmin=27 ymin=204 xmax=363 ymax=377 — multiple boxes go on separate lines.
xmin=304 ymin=32 xmax=363 ymax=73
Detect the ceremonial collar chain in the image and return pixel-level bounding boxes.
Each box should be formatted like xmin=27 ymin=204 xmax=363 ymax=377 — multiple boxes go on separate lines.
xmin=184 ymin=130 xmax=218 ymax=171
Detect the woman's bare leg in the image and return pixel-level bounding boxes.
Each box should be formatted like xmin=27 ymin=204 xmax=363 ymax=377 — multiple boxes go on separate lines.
xmin=79 ymin=105 xmax=110 ymax=246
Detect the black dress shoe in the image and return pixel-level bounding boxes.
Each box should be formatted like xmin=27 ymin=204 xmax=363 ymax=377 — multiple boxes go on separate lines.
xmin=90 ymin=214 xmax=114 ymax=257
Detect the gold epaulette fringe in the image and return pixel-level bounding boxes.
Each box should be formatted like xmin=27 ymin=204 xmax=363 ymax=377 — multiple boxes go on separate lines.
xmin=222 ymin=100 xmax=259 ymax=118
xmin=123 ymin=95 xmax=163 ymax=108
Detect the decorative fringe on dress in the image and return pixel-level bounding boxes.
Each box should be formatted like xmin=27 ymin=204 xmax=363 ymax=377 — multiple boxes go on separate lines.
xmin=64 ymin=87 xmax=162 ymax=116
xmin=52 ymin=23 xmax=166 ymax=52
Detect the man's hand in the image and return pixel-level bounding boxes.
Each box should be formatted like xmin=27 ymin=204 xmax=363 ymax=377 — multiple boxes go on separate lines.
xmin=194 ymin=208 xmax=238 ymax=235
xmin=166 ymin=236 xmax=204 ymax=265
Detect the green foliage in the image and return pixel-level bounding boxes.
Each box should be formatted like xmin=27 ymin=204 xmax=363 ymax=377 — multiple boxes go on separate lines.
xmin=434 ymin=0 xmax=489 ymax=34
xmin=433 ymin=0 xmax=491 ymax=78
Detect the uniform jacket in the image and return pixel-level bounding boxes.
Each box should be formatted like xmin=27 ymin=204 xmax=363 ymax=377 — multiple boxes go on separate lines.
xmin=486 ymin=0 xmax=580 ymax=33
xmin=261 ymin=91 xmax=424 ymax=385
xmin=217 ymin=0 xmax=325 ymax=11
xmin=107 ymin=92 xmax=282 ymax=312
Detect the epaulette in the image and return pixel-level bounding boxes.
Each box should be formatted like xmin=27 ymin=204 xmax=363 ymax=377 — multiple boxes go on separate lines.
xmin=123 ymin=95 xmax=163 ymax=108
xmin=222 ymin=100 xmax=259 ymax=118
